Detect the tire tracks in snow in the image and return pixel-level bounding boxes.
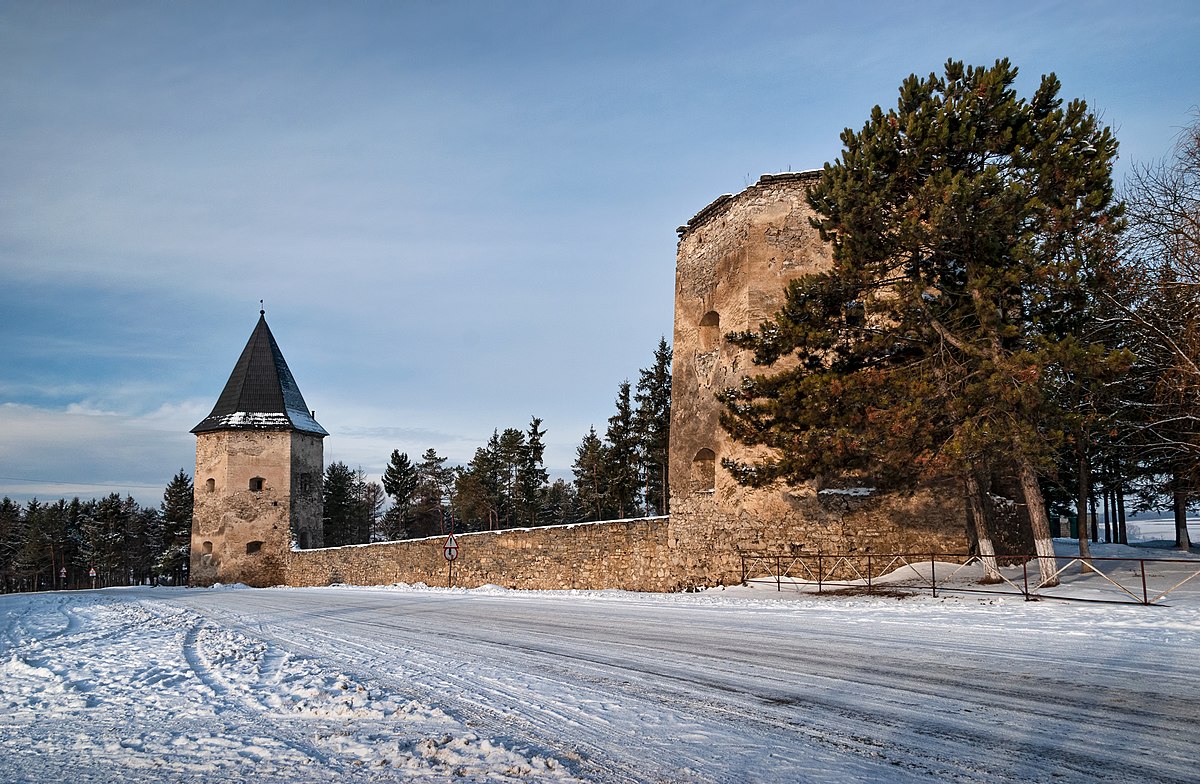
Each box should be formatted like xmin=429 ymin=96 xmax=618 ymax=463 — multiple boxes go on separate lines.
xmin=205 ymin=611 xmax=654 ymax=784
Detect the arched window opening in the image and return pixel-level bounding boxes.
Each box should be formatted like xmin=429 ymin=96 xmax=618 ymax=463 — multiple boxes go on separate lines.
xmin=205 ymin=478 xmax=215 ymax=493
xmin=299 ymin=531 xmax=311 ymax=549
xmin=699 ymin=311 xmax=721 ymax=352
xmin=245 ymin=541 xmax=263 ymax=555
xmin=202 ymin=541 xmax=213 ymax=555
xmin=249 ymin=477 xmax=265 ymax=492
xmin=692 ymin=448 xmax=716 ymax=492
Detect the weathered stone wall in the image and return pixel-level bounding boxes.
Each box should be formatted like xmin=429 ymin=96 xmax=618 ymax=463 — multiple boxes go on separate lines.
xmin=286 ymin=517 xmax=676 ymax=592
xmin=191 ymin=430 xmax=296 ymax=588
xmin=289 ymin=432 xmax=324 ymax=550
xmin=668 ymin=172 xmax=970 ymax=586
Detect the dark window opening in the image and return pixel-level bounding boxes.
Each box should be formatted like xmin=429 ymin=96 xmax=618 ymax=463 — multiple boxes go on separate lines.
xmin=245 ymin=541 xmax=263 ymax=555
xmin=699 ymin=311 xmax=721 ymax=352
xmin=249 ymin=477 xmax=265 ymax=492
xmin=692 ymin=448 xmax=716 ymax=492
xmin=202 ymin=541 xmax=213 ymax=555
xmin=205 ymin=478 xmax=215 ymax=493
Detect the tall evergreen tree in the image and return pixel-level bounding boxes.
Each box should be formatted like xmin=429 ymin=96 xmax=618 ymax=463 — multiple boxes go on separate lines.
xmin=322 ymin=461 xmax=359 ymax=547
xmin=721 ymin=59 xmax=1123 ymax=585
xmin=494 ymin=428 xmax=523 ymax=525
xmin=454 ymin=434 xmax=505 ymax=531
xmin=573 ymin=427 xmax=609 ymax=522
xmin=156 ymin=469 xmax=193 ymax=583
xmin=515 ymin=417 xmax=550 ymax=526
xmin=0 ymin=497 xmax=21 ymax=591
xmin=80 ymin=494 xmax=130 ymax=586
xmin=635 ymin=338 xmax=672 ymax=515
xmin=17 ymin=499 xmax=50 ymax=589
xmin=413 ymin=448 xmax=454 ymax=537
xmin=605 ymin=380 xmax=641 ymax=519
xmin=381 ymin=450 xmax=419 ymax=539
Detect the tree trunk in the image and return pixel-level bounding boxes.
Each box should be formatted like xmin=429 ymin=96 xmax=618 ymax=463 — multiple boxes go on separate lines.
xmin=965 ymin=473 xmax=1002 ymax=583
xmin=1116 ymin=478 xmax=1128 ymax=545
xmin=1017 ymin=458 xmax=1059 ymax=587
xmin=1103 ymin=481 xmax=1112 ymax=543
xmin=1076 ymin=442 xmax=1093 ymax=570
xmin=1173 ymin=479 xmax=1192 ymax=550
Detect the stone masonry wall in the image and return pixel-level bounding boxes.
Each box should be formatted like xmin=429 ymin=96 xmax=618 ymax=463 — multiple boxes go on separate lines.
xmin=668 ymin=172 xmax=971 ymax=587
xmin=192 ymin=430 xmax=295 ymax=587
xmin=286 ymin=517 xmax=677 ymax=592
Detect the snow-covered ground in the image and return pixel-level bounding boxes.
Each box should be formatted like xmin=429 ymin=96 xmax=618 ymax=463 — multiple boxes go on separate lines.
xmin=2 ymin=541 xmax=1198 ymax=784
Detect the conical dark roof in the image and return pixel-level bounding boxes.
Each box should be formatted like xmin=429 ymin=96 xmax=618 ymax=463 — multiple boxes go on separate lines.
xmin=191 ymin=312 xmax=328 ymax=436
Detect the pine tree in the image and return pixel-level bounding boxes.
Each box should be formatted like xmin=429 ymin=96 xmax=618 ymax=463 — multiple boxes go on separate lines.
xmin=573 ymin=427 xmax=609 ymax=521
xmin=515 ymin=417 xmax=550 ymax=526
xmin=496 ymin=428 xmax=526 ymax=527
xmin=80 ymin=494 xmax=129 ymax=586
xmin=156 ymin=469 xmax=193 ymax=584
xmin=721 ymin=59 xmax=1124 ymax=585
xmin=454 ymin=435 xmax=505 ymax=531
xmin=381 ymin=450 xmax=419 ymax=540
xmin=322 ymin=461 xmax=359 ymax=547
xmin=635 ymin=338 xmax=672 ymax=515
xmin=605 ymin=381 xmax=641 ymax=519
xmin=413 ymin=448 xmax=454 ymax=537
xmin=17 ymin=499 xmax=50 ymax=589
xmin=544 ymin=479 xmax=582 ymax=525
xmin=0 ymin=497 xmax=21 ymax=591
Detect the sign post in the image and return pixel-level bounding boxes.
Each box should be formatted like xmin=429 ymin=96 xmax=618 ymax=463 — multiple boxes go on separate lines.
xmin=59 ymin=567 xmax=67 ymax=590
xmin=443 ymin=534 xmax=459 ymax=588
xmin=88 ymin=567 xmax=97 ymax=589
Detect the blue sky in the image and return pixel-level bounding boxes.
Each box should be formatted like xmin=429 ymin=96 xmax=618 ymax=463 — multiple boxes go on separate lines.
xmin=1 ymin=0 xmax=1197 ymax=505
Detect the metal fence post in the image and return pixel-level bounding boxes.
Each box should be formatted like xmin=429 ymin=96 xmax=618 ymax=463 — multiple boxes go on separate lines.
xmin=817 ymin=553 xmax=824 ymax=594
xmin=930 ymin=555 xmax=937 ymax=598
xmin=775 ymin=556 xmax=781 ymax=592
xmin=867 ymin=555 xmax=873 ymax=592
xmin=1141 ymin=560 xmax=1148 ymax=605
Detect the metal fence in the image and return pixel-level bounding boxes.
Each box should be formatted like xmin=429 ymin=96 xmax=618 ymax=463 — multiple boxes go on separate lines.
xmin=738 ymin=551 xmax=1200 ymax=606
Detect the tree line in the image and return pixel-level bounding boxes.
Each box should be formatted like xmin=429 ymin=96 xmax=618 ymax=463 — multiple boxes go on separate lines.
xmin=320 ymin=338 xmax=672 ymax=543
xmin=0 ymin=470 xmax=193 ymax=592
xmin=718 ymin=59 xmax=1200 ymax=588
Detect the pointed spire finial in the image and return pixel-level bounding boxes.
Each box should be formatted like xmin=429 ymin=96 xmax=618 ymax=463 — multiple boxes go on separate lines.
xmin=260 ymin=299 xmax=265 ymax=316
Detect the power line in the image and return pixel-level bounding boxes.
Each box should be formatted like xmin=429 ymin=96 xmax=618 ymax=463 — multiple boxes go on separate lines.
xmin=0 ymin=475 xmax=167 ymax=490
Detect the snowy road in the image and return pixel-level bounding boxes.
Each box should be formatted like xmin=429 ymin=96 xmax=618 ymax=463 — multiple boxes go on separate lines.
xmin=4 ymin=576 xmax=1196 ymax=784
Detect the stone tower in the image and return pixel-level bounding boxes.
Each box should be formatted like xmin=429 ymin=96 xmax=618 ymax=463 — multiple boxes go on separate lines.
xmin=668 ymin=172 xmax=967 ymax=586
xmin=190 ymin=311 xmax=327 ymax=587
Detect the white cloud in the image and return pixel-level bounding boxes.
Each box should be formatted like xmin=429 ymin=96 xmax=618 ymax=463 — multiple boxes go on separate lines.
xmin=0 ymin=402 xmax=199 ymax=505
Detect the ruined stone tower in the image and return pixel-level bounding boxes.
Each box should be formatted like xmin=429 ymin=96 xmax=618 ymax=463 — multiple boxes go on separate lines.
xmin=190 ymin=311 xmax=326 ymax=587
xmin=668 ymin=173 xmax=967 ymax=586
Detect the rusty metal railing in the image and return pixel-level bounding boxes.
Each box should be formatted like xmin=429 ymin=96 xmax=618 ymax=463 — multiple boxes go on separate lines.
xmin=738 ymin=551 xmax=1200 ymax=606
